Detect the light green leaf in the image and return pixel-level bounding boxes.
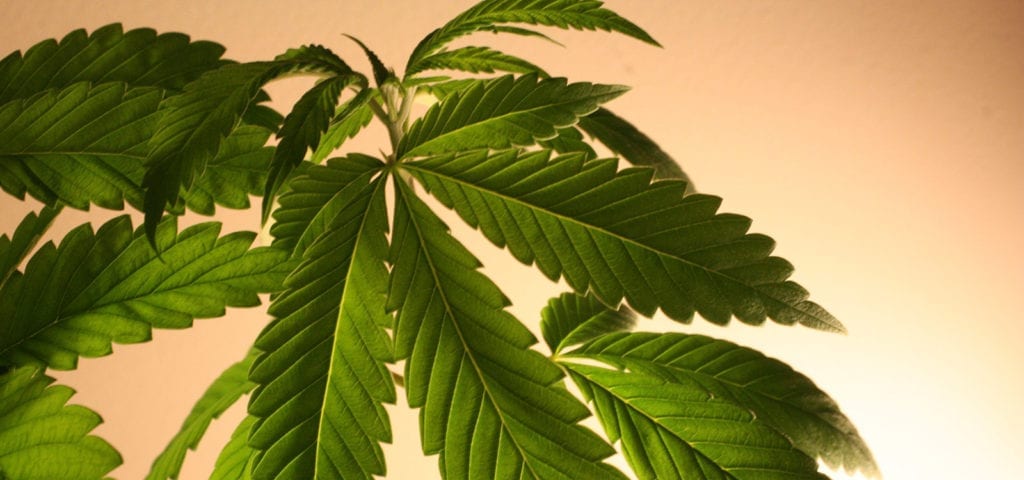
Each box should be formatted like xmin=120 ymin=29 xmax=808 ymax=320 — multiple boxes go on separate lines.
xmin=573 ymin=332 xmax=878 ymax=477
xmin=403 ymin=149 xmax=845 ymax=331
xmin=407 ymin=46 xmax=548 ymax=77
xmin=578 ymin=107 xmax=693 ymax=186
xmin=147 ymin=350 xmax=257 ymax=480
xmin=0 ymin=366 xmax=121 ymax=479
xmin=388 ymin=178 xmax=624 ymax=480
xmin=0 ymin=216 xmax=291 ymax=371
xmin=538 ymin=126 xmax=597 ymax=158
xmin=406 ymin=0 xmax=658 ymax=75
xmin=210 ymin=416 xmax=257 ymax=480
xmin=397 ymin=73 xmax=627 ymax=158
xmin=309 ymin=92 xmax=375 ymax=164
xmin=249 ymin=158 xmax=394 ymax=480
xmin=0 ymin=23 xmax=225 ymax=104
xmin=540 ymin=292 xmax=634 ymax=355
xmin=263 ymin=74 xmax=360 ymax=221
xmin=566 ymin=363 xmax=828 ymax=480
xmin=0 ymin=206 xmax=60 ymax=287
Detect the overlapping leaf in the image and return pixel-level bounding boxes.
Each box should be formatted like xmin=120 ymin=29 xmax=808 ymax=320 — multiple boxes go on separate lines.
xmin=210 ymin=416 xmax=257 ymax=480
xmin=184 ymin=125 xmax=275 ymax=215
xmin=397 ymin=74 xmax=627 ymax=158
xmin=309 ymin=93 xmax=375 ymax=163
xmin=403 ymin=149 xmax=844 ymax=331
xmin=249 ymin=158 xmax=394 ymax=480
xmin=0 ymin=23 xmax=225 ymax=104
xmin=566 ymin=363 xmax=828 ymax=480
xmin=147 ymin=350 xmax=258 ymax=480
xmin=540 ymin=292 xmax=634 ymax=355
xmin=0 ymin=366 xmax=121 ymax=479
xmin=578 ymin=107 xmax=692 ymax=186
xmin=0 ymin=206 xmax=60 ymax=286
xmin=406 ymin=0 xmax=659 ymax=74
xmin=0 ymin=216 xmax=291 ymax=370
xmin=388 ymin=179 xmax=624 ymax=480
xmin=573 ymin=332 xmax=878 ymax=476
xmin=407 ymin=46 xmax=548 ymax=77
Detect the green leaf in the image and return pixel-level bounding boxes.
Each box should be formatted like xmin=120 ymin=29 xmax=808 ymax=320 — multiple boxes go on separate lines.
xmin=407 ymin=46 xmax=548 ymax=77
xmin=147 ymin=350 xmax=258 ymax=480
xmin=572 ymin=332 xmax=878 ymax=477
xmin=0 ymin=216 xmax=291 ymax=371
xmin=388 ymin=178 xmax=624 ymax=480
xmin=538 ymin=126 xmax=597 ymax=158
xmin=309 ymin=91 xmax=375 ymax=164
xmin=403 ymin=149 xmax=845 ymax=332
xmin=0 ymin=206 xmax=60 ymax=287
xmin=183 ymin=125 xmax=275 ymax=215
xmin=406 ymin=0 xmax=659 ymax=75
xmin=540 ymin=292 xmax=634 ymax=355
xmin=565 ymin=363 xmax=828 ymax=480
xmin=249 ymin=158 xmax=394 ymax=480
xmin=0 ymin=23 xmax=225 ymax=104
xmin=578 ymin=107 xmax=693 ymax=186
xmin=210 ymin=416 xmax=257 ymax=480
xmin=344 ymin=35 xmax=391 ymax=87
xmin=398 ymin=74 xmax=627 ymax=158
xmin=0 ymin=366 xmax=121 ymax=479
xmin=263 ymin=74 xmax=359 ymax=222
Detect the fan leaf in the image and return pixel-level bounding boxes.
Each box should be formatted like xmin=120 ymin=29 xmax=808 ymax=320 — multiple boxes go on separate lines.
xmin=0 ymin=216 xmax=291 ymax=371
xmin=387 ymin=178 xmax=624 ymax=480
xmin=183 ymin=125 xmax=275 ymax=215
xmin=540 ymin=292 xmax=634 ymax=355
xmin=210 ymin=416 xmax=257 ymax=480
xmin=572 ymin=332 xmax=879 ymax=477
xmin=565 ymin=363 xmax=828 ymax=480
xmin=147 ymin=350 xmax=258 ymax=480
xmin=0 ymin=206 xmax=60 ymax=287
xmin=578 ymin=107 xmax=692 ymax=186
xmin=402 ymin=149 xmax=844 ymax=331
xmin=406 ymin=0 xmax=658 ymax=74
xmin=0 ymin=366 xmax=121 ymax=479
xmin=309 ymin=91 xmax=375 ymax=164
xmin=407 ymin=46 xmax=548 ymax=77
xmin=248 ymin=157 xmax=394 ymax=480
xmin=397 ymin=73 xmax=627 ymax=158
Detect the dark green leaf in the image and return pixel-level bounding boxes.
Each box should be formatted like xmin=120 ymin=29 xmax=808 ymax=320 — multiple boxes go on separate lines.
xmin=538 ymin=126 xmax=597 ymax=158
xmin=309 ymin=91 xmax=375 ymax=163
xmin=398 ymin=73 xmax=627 ymax=158
xmin=407 ymin=46 xmax=548 ymax=77
xmin=403 ymin=149 xmax=845 ymax=331
xmin=0 ymin=23 xmax=225 ymax=104
xmin=183 ymin=125 xmax=275 ymax=215
xmin=344 ymin=35 xmax=391 ymax=86
xmin=540 ymin=292 xmax=634 ymax=355
xmin=406 ymin=0 xmax=659 ymax=75
xmin=0 ymin=206 xmax=60 ymax=287
xmin=578 ymin=107 xmax=692 ymax=186
xmin=249 ymin=158 xmax=393 ymax=480
xmin=0 ymin=216 xmax=291 ymax=370
xmin=388 ymin=178 xmax=624 ymax=480
xmin=147 ymin=350 xmax=258 ymax=480
xmin=566 ymin=363 xmax=828 ymax=480
xmin=0 ymin=366 xmax=121 ymax=479
xmin=572 ymin=332 xmax=878 ymax=477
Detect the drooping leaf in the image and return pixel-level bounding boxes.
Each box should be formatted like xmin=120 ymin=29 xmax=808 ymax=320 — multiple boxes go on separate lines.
xmin=0 ymin=206 xmax=60 ymax=287
xmin=0 ymin=366 xmax=121 ymax=479
xmin=249 ymin=158 xmax=394 ymax=480
xmin=0 ymin=216 xmax=291 ymax=371
xmin=147 ymin=350 xmax=258 ymax=480
xmin=344 ymin=35 xmax=391 ymax=86
xmin=403 ymin=149 xmax=845 ymax=331
xmin=540 ymin=292 xmax=634 ymax=355
xmin=565 ymin=363 xmax=828 ymax=480
xmin=0 ymin=23 xmax=225 ymax=104
xmin=572 ymin=332 xmax=879 ymax=477
xmin=407 ymin=46 xmax=548 ymax=77
xmin=309 ymin=92 xmax=375 ymax=164
xmin=406 ymin=0 xmax=659 ymax=75
xmin=397 ymin=73 xmax=627 ymax=158
xmin=387 ymin=178 xmax=624 ymax=480
xmin=210 ymin=416 xmax=257 ymax=480
xmin=578 ymin=107 xmax=692 ymax=186
xmin=263 ymin=74 xmax=359 ymax=222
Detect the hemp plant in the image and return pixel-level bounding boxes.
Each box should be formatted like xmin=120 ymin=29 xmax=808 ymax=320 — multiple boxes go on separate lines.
xmin=0 ymin=1 xmax=878 ymax=479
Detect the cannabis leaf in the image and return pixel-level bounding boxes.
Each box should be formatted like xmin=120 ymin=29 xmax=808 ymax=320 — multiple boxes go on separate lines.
xmin=541 ymin=292 xmax=634 ymax=355
xmin=388 ymin=179 xmax=624 ymax=479
xmin=0 ymin=206 xmax=60 ymax=287
xmin=210 ymin=416 xmax=257 ymax=480
xmin=147 ymin=350 xmax=258 ymax=480
xmin=309 ymin=93 xmax=375 ymax=163
xmin=0 ymin=216 xmax=291 ymax=370
xmin=398 ymin=74 xmax=627 ymax=157
xmin=0 ymin=366 xmax=121 ymax=479
xmin=578 ymin=107 xmax=692 ymax=184
xmin=406 ymin=0 xmax=659 ymax=75
xmin=248 ymin=158 xmax=394 ymax=480
xmin=407 ymin=46 xmax=548 ymax=77
xmin=403 ymin=149 xmax=845 ymax=331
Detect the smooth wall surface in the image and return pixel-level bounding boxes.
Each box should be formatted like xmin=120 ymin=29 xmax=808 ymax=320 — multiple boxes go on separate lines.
xmin=2 ymin=1 xmax=1023 ymax=478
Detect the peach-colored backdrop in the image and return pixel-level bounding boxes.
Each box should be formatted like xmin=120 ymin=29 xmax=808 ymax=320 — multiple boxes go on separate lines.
xmin=2 ymin=1 xmax=1022 ymax=479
